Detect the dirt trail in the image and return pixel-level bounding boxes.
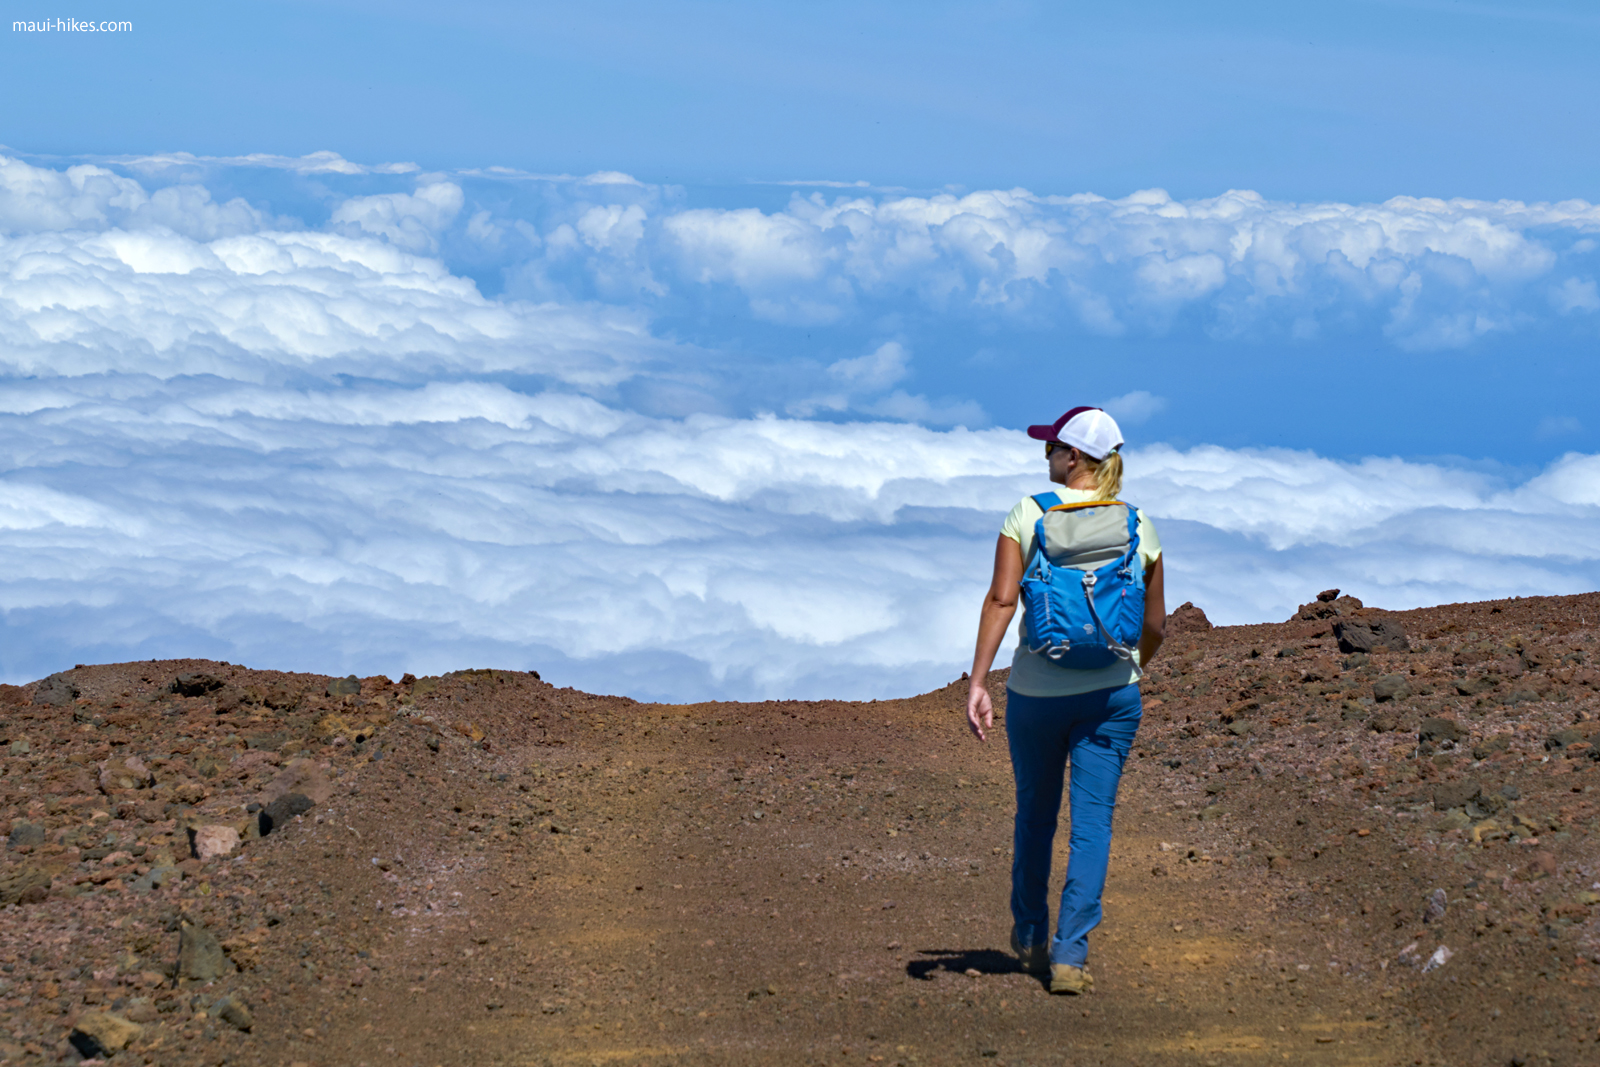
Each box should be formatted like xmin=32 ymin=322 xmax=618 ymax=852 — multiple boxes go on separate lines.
xmin=277 ymin=684 xmax=1426 ymax=1067
xmin=445 ymin=703 xmax=1428 ymax=1067
xmin=3 ymin=591 xmax=1599 ymax=1066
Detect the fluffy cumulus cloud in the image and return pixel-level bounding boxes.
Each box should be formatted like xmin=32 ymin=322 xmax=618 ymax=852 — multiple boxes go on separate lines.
xmin=3 ymin=154 xmax=1600 ymax=700
xmin=0 ymin=158 xmax=675 ymax=387
xmin=498 ymin=180 xmax=1600 ymax=348
xmin=330 ymin=181 xmax=465 ymax=253
xmin=0 ymin=156 xmax=278 ymax=241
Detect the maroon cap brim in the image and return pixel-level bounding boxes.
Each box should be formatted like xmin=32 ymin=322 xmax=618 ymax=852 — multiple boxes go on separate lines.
xmin=1028 ymin=406 xmax=1100 ymax=443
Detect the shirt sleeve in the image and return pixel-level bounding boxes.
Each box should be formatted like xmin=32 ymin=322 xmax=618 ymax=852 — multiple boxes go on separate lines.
xmin=1135 ymin=508 xmax=1162 ymax=570
xmin=1000 ymin=499 xmax=1030 ymax=544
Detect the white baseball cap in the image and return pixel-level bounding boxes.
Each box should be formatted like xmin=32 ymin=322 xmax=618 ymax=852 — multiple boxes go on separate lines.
xmin=1026 ymin=406 xmax=1124 ymax=460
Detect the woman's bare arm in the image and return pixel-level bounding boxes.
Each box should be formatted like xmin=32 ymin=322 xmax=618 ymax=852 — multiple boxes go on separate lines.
xmin=966 ymin=534 xmax=1023 ymax=741
xmin=1139 ymin=555 xmax=1166 ymax=667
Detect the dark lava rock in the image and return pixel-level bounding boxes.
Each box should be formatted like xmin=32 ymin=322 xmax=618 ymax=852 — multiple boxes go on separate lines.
xmin=1418 ymin=716 xmax=1464 ymax=743
xmin=1454 ymin=676 xmax=1493 ymax=696
xmin=1368 ymin=712 xmax=1400 ymax=733
xmin=170 ymin=672 xmax=224 ymax=697
xmin=1433 ymin=780 xmax=1482 ymax=811
xmin=31 ymin=672 xmax=79 ymax=707
xmin=1372 ymin=674 xmax=1413 ymax=703
xmin=1333 ymin=616 xmax=1410 ymax=654
xmin=6 ymin=821 xmax=44 ymax=849
xmin=326 ymin=675 xmax=361 ymax=697
xmin=258 ymin=791 xmax=316 ymax=837
xmin=1166 ymin=602 xmax=1212 ymax=634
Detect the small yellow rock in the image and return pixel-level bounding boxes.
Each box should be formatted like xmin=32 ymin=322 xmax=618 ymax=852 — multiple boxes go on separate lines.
xmin=71 ymin=1012 xmax=143 ymax=1054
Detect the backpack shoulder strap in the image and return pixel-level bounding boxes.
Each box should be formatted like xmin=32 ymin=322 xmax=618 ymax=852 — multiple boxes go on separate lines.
xmin=1023 ymin=493 xmax=1060 ymax=571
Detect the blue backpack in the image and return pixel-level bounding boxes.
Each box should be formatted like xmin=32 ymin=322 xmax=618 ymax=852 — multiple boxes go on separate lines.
xmin=1018 ymin=492 xmax=1146 ymax=669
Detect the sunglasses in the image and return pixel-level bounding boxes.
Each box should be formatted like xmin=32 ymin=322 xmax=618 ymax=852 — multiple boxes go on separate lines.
xmin=1045 ymin=441 xmax=1070 ymax=457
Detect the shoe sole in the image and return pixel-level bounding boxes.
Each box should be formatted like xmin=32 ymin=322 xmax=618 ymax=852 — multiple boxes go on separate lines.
xmin=1049 ymin=967 xmax=1093 ymax=994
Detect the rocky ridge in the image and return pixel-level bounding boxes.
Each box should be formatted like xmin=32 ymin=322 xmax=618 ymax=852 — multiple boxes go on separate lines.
xmin=0 ymin=590 xmax=1595 ymax=1064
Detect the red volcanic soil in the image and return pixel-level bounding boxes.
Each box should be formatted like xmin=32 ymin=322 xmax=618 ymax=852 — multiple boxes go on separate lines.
xmin=1 ymin=590 xmax=1599 ymax=1066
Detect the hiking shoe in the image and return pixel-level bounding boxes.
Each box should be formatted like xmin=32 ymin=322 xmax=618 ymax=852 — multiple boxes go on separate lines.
xmin=1009 ymin=928 xmax=1049 ymax=975
xmin=1049 ymin=963 xmax=1094 ymax=995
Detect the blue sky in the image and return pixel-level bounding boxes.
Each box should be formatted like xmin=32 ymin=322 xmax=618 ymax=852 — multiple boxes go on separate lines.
xmin=0 ymin=2 xmax=1597 ymax=696
xmin=8 ymin=0 xmax=1600 ymax=201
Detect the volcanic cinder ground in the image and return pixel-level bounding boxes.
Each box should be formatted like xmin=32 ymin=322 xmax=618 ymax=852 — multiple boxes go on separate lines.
xmin=2 ymin=590 xmax=1600 ymax=1066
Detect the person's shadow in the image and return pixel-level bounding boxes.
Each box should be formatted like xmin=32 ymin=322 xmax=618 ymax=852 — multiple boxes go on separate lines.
xmin=906 ymin=948 xmax=1045 ymax=988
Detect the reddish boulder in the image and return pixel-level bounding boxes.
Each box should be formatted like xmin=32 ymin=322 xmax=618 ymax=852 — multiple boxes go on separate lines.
xmin=1295 ymin=590 xmax=1365 ymax=621
xmin=1167 ymin=602 xmax=1212 ymax=634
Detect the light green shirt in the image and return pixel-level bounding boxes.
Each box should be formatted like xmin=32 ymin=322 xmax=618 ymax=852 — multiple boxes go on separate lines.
xmin=999 ymin=489 xmax=1162 ymax=698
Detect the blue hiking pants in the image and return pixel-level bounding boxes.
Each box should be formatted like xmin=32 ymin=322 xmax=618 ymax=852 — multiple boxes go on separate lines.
xmin=1003 ymin=683 xmax=1142 ymax=967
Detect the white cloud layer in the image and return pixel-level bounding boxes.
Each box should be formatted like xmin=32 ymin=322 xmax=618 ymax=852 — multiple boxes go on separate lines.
xmin=2 ymin=154 xmax=1599 ymax=700
xmin=3 ymin=372 xmax=1598 ymax=700
xmin=33 ymin=152 xmax=1600 ymax=353
xmin=501 ymin=178 xmax=1600 ymax=348
xmin=112 ymin=150 xmax=422 ymax=178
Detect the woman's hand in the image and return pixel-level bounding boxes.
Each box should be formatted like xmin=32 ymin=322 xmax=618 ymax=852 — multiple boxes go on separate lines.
xmin=966 ymin=683 xmax=994 ymax=741
xmin=966 ymin=534 xmax=1022 ymax=743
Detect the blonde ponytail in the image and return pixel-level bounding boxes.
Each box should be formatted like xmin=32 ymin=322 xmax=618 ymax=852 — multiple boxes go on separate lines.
xmin=1088 ymin=450 xmax=1123 ymax=500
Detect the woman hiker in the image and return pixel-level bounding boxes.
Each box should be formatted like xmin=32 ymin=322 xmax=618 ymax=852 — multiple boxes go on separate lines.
xmin=965 ymin=406 xmax=1166 ymax=995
